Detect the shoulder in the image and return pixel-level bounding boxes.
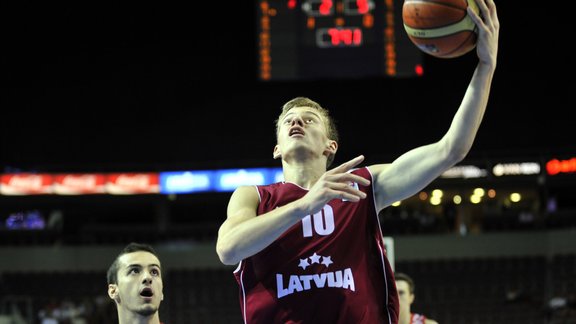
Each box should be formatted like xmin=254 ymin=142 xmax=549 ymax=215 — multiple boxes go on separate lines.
xmin=425 ymin=319 xmax=439 ymax=324
xmin=229 ymin=185 xmax=260 ymax=205
xmin=232 ymin=185 xmax=259 ymax=196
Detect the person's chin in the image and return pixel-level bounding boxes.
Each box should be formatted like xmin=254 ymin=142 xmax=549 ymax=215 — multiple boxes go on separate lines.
xmin=138 ymin=298 xmax=158 ymax=316
xmin=137 ymin=304 xmax=158 ymax=317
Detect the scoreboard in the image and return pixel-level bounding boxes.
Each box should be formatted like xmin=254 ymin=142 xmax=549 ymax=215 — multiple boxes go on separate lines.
xmin=256 ymin=0 xmax=423 ymax=81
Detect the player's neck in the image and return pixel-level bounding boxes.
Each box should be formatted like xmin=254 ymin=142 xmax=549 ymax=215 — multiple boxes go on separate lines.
xmin=397 ymin=310 xmax=412 ymax=324
xmin=118 ymin=312 xmax=161 ymax=324
xmin=282 ymin=158 xmax=326 ymax=189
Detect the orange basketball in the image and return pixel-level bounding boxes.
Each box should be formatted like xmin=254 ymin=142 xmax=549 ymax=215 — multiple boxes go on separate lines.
xmin=402 ymin=0 xmax=479 ymax=58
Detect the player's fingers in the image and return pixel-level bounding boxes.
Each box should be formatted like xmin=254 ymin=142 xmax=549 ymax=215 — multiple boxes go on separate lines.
xmin=335 ymin=182 xmax=368 ymax=199
xmin=469 ymin=0 xmax=498 ymax=37
xmin=485 ymin=0 xmax=499 ymax=28
xmin=329 ymin=155 xmax=365 ymax=174
xmin=329 ymin=172 xmax=371 ymax=187
xmin=333 ymin=188 xmax=366 ymax=202
xmin=466 ymin=3 xmax=483 ymax=26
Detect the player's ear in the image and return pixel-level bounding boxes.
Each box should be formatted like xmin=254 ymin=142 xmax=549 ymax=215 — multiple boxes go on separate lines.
xmin=108 ymin=284 xmax=120 ymax=302
xmin=273 ymin=145 xmax=281 ymax=159
xmin=325 ymin=140 xmax=338 ymax=155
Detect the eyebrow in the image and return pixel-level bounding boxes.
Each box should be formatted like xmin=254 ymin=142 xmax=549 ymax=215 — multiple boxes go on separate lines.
xmin=127 ymin=263 xmax=161 ymax=269
xmin=283 ymin=110 xmax=322 ymax=120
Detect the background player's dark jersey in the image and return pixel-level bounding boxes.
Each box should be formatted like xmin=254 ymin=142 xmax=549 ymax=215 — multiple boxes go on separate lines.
xmin=233 ymin=167 xmax=399 ymax=323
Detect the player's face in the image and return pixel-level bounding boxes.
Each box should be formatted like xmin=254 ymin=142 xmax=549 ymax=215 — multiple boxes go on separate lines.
xmin=111 ymin=251 xmax=164 ymax=317
xmin=395 ymin=280 xmax=415 ymax=308
xmin=275 ymin=106 xmax=333 ymax=161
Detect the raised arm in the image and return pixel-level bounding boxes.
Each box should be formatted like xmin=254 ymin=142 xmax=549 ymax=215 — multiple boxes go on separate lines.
xmin=368 ymin=0 xmax=499 ymax=211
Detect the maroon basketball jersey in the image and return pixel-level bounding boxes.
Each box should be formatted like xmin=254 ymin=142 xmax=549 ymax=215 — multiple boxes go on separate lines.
xmin=233 ymin=167 xmax=399 ymax=323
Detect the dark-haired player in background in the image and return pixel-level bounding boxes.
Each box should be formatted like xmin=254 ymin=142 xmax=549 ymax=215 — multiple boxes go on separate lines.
xmin=107 ymin=242 xmax=165 ymax=324
xmin=216 ymin=0 xmax=499 ymax=322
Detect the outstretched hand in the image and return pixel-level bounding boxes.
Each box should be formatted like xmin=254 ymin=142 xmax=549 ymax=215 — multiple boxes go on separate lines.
xmin=299 ymin=155 xmax=371 ymax=215
xmin=469 ymin=0 xmax=499 ymax=65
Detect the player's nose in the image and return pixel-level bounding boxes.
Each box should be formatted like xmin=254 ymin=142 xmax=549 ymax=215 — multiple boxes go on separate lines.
xmin=142 ymin=271 xmax=153 ymax=283
xmin=290 ymin=115 xmax=304 ymax=126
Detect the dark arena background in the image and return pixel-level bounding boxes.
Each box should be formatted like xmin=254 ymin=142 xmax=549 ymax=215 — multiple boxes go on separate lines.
xmin=1 ymin=1 xmax=575 ymax=323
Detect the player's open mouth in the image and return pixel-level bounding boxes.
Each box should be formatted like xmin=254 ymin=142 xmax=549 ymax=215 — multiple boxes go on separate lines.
xmin=289 ymin=127 xmax=304 ymax=137
xmin=140 ymin=288 xmax=153 ymax=298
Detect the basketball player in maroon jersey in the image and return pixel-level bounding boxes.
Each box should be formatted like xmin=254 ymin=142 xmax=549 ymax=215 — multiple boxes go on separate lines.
xmin=216 ymin=0 xmax=499 ymax=322
xmin=395 ymin=272 xmax=439 ymax=324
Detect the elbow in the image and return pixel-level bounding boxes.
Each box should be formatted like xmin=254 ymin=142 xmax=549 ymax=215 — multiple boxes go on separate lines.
xmin=451 ymin=147 xmax=469 ymax=164
xmin=218 ymin=253 xmax=239 ymax=266
xmin=443 ymin=137 xmax=472 ymax=165
xmin=216 ymin=242 xmax=240 ymax=266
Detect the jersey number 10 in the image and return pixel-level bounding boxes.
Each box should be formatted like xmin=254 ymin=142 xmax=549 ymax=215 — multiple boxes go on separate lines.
xmin=302 ymin=205 xmax=335 ymax=237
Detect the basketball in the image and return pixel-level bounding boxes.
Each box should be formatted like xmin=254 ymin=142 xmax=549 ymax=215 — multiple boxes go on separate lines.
xmin=402 ymin=0 xmax=479 ymax=58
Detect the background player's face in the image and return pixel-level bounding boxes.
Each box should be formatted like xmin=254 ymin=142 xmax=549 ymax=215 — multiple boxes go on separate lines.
xmin=396 ymin=280 xmax=415 ymax=313
xmin=111 ymin=251 xmax=164 ymax=317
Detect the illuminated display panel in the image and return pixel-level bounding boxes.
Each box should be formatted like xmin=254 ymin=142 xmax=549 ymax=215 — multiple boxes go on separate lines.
xmin=257 ymin=0 xmax=423 ymax=81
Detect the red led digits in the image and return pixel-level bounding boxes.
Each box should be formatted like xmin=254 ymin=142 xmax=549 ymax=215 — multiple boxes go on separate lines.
xmin=327 ymin=27 xmax=362 ymax=46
